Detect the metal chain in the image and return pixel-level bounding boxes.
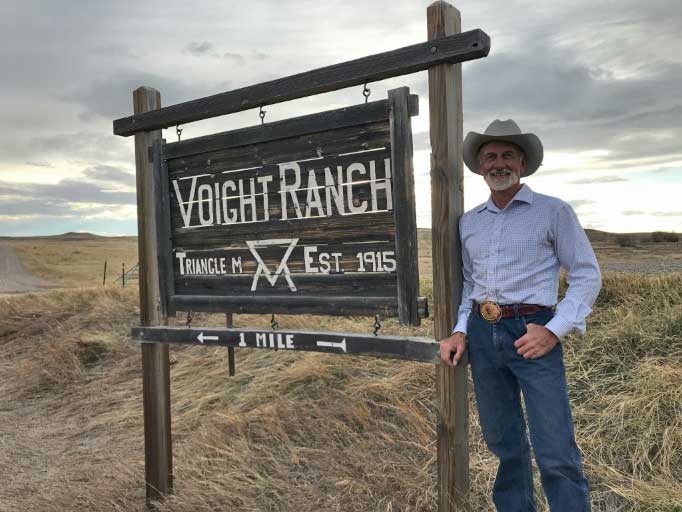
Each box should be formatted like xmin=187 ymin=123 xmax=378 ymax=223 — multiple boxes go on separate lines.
xmin=186 ymin=310 xmax=193 ymax=328
xmin=259 ymin=106 xmax=266 ymax=125
xmin=270 ymin=313 xmax=278 ymax=331
xmin=362 ymin=82 xmax=371 ymax=103
xmin=373 ymin=315 xmax=381 ymax=336
xmin=176 ymin=125 xmax=183 ymax=141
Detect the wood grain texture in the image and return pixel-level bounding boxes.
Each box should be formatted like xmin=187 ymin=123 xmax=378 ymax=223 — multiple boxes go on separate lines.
xmin=172 ymin=210 xmax=396 ymax=249
xmin=169 ymin=294 xmax=428 ymax=317
xmin=153 ymin=139 xmax=175 ymax=316
xmin=170 ymin=240 xmax=396 ymax=274
xmin=164 ymin=96 xmax=417 ymax=160
xmin=428 ymin=2 xmax=470 ymax=510
xmin=389 ymin=87 xmax=420 ymax=326
xmin=131 ymin=326 xmax=441 ymax=363
xmin=175 ymin=272 xmax=397 ymax=297
xmin=133 ymin=86 xmax=173 ymax=505
xmin=166 ymin=122 xmax=391 ymax=180
xmin=114 ymin=31 xmax=489 ymax=136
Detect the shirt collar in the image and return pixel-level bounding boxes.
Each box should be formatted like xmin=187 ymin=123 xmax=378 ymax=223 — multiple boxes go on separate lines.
xmin=476 ymin=184 xmax=534 ymax=213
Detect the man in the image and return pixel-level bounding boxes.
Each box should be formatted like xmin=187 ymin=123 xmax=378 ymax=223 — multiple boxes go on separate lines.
xmin=439 ymin=119 xmax=601 ymax=512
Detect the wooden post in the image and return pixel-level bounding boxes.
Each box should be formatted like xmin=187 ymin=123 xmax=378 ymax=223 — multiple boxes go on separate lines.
xmin=226 ymin=313 xmax=235 ymax=376
xmin=428 ymin=2 xmax=469 ymax=510
xmin=103 ymin=260 xmax=107 ymax=286
xmin=134 ymin=86 xmax=173 ymax=507
xmin=389 ymin=86 xmax=420 ymax=326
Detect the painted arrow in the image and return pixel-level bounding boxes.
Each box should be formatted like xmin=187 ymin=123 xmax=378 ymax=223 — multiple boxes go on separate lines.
xmin=316 ymin=338 xmax=347 ymax=353
xmin=197 ymin=332 xmax=219 ymax=344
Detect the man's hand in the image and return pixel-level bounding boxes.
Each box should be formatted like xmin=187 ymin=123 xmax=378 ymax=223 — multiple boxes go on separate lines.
xmin=514 ymin=323 xmax=558 ymax=359
xmin=439 ymin=332 xmax=467 ymax=367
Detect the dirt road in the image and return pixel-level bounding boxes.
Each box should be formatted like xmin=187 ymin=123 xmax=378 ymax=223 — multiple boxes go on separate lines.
xmin=0 ymin=244 xmax=54 ymax=293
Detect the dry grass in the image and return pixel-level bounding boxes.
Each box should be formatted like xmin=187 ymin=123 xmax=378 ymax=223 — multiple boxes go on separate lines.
xmin=1 ymin=233 xmax=681 ymax=510
xmin=6 ymin=236 xmax=138 ymax=288
xmin=1 ymin=272 xmax=681 ymax=511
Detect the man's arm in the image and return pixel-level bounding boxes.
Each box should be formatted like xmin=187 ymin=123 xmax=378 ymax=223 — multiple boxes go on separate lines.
xmin=440 ymin=218 xmax=474 ymax=367
xmin=545 ymin=203 xmax=602 ymax=339
xmin=452 ymin=222 xmax=474 ymax=335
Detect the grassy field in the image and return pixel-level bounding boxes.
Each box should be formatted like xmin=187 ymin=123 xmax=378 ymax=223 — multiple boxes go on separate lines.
xmin=3 ymin=232 xmax=138 ymax=288
xmin=0 ymin=232 xmax=681 ymax=511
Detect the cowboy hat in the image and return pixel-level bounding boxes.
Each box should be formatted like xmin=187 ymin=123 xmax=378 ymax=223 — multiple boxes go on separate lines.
xmin=463 ymin=119 xmax=543 ymax=177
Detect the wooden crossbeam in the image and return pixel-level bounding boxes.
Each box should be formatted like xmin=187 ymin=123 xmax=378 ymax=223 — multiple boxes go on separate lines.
xmin=113 ymin=30 xmax=489 ymax=136
xmin=131 ymin=326 xmax=441 ymax=364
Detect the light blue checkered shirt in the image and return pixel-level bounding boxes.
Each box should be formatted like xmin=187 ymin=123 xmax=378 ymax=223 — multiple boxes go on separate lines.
xmin=453 ymin=184 xmax=601 ymax=339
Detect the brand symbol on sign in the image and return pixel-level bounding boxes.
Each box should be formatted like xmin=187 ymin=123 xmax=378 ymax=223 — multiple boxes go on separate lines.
xmin=247 ymin=238 xmax=299 ymax=292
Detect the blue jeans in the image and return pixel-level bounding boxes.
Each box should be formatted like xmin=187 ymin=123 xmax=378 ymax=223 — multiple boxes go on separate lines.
xmin=468 ymin=307 xmax=590 ymax=512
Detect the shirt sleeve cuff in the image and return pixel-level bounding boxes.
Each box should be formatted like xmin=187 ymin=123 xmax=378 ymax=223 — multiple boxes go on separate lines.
xmin=452 ymin=312 xmax=470 ymax=335
xmin=545 ymin=315 xmax=574 ymax=340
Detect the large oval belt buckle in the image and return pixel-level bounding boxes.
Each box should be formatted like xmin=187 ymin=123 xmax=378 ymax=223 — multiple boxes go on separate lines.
xmin=480 ymin=301 xmax=502 ymax=323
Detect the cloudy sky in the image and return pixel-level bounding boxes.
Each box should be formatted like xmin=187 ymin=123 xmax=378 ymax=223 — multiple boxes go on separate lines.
xmin=1 ymin=0 xmax=680 ymax=236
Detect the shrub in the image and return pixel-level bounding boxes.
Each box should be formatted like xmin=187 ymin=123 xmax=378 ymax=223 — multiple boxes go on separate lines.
xmin=651 ymin=231 xmax=679 ymax=243
xmin=616 ymin=235 xmax=637 ymax=247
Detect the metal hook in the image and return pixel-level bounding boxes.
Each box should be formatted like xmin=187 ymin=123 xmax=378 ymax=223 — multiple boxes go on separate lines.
xmin=362 ymin=82 xmax=371 ymax=103
xmin=186 ymin=310 xmax=193 ymax=328
xmin=259 ymin=106 xmax=266 ymax=125
xmin=176 ymin=125 xmax=183 ymax=141
xmin=271 ymin=313 xmax=278 ymax=331
xmin=373 ymin=315 xmax=381 ymax=336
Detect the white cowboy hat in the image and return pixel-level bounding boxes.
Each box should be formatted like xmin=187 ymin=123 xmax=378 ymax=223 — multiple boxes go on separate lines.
xmin=463 ymin=119 xmax=544 ymax=177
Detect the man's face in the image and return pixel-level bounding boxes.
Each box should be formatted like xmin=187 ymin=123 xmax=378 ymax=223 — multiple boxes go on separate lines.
xmin=478 ymin=141 xmax=525 ymax=192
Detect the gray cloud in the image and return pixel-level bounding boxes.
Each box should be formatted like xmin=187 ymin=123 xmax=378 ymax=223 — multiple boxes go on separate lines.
xmin=0 ymin=198 xmax=109 ymax=217
xmin=83 ymin=165 xmax=135 ymax=186
xmin=1 ymin=0 xmax=680 ymax=236
xmin=62 ymin=70 xmax=228 ymax=122
xmin=623 ymin=209 xmax=682 ymax=217
xmin=0 ymin=179 xmax=135 ymax=206
xmin=186 ymin=41 xmax=214 ymax=56
xmin=25 ymin=161 xmax=53 ymax=168
xmin=569 ymin=176 xmax=628 ymax=185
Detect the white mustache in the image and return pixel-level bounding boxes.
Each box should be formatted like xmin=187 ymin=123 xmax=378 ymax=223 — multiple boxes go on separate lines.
xmin=488 ymin=169 xmax=512 ymax=176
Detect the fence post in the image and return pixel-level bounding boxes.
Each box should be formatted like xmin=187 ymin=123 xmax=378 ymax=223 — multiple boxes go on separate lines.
xmin=133 ymin=86 xmax=173 ymax=507
xmin=428 ymin=2 xmax=469 ymax=510
xmin=103 ymin=260 xmax=107 ymax=286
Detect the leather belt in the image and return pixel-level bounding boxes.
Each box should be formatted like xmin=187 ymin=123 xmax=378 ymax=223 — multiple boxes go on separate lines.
xmin=475 ymin=301 xmax=553 ymax=323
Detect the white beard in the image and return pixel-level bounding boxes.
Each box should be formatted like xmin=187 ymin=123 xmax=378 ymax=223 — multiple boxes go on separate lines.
xmin=484 ymin=169 xmax=520 ymax=191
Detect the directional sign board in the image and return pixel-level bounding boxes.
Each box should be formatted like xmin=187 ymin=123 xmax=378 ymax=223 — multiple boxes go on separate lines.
xmin=153 ymin=87 xmax=424 ymax=324
xmin=131 ymin=326 xmax=440 ymax=364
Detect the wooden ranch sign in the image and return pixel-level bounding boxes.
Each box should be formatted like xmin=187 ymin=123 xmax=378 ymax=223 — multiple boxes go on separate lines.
xmin=153 ymin=88 xmax=425 ymax=325
xmin=115 ymin=16 xmax=490 ymax=509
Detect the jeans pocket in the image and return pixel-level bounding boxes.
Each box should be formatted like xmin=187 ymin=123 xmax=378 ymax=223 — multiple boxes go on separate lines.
xmin=524 ymin=310 xmax=554 ymax=327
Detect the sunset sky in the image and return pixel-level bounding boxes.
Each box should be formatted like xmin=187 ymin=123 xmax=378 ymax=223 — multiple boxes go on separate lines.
xmin=1 ymin=0 xmax=680 ymax=236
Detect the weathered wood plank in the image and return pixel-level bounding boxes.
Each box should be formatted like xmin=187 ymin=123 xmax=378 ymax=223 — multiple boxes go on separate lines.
xmin=172 ymin=210 xmax=396 ymax=249
xmin=171 ymin=240 xmax=396 ymax=275
xmin=168 ymin=294 xmax=428 ymax=317
xmin=166 ymin=122 xmax=390 ymax=179
xmin=389 ymin=87 xmax=420 ymax=326
xmin=164 ymin=97 xmax=416 ymax=160
xmin=114 ymin=30 xmax=489 ymax=136
xmin=169 ymin=181 xmax=392 ymax=230
xmin=133 ymin=86 xmax=173 ymax=505
xmin=428 ymin=2 xmax=469 ymax=510
xmin=153 ymin=139 xmax=175 ymax=316
xmin=175 ymin=272 xmax=397 ymax=297
xmin=131 ymin=326 xmax=440 ymax=363
xmin=169 ymin=148 xmax=391 ymax=198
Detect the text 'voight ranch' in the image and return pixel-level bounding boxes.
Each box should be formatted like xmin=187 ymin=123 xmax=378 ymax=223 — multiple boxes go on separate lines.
xmin=172 ymin=157 xmax=393 ymax=228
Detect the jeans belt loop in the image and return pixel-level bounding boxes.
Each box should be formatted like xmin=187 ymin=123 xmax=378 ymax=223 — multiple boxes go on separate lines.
xmin=513 ymin=304 xmax=520 ymax=320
